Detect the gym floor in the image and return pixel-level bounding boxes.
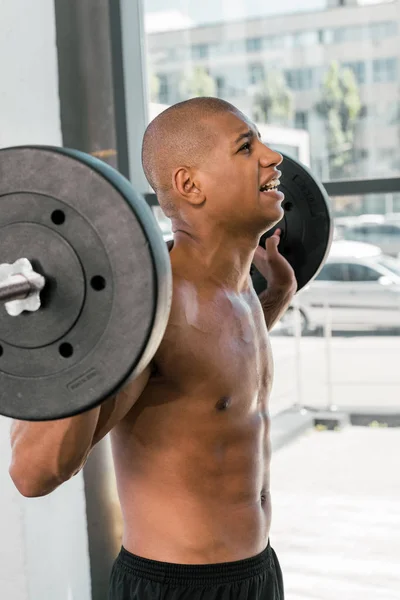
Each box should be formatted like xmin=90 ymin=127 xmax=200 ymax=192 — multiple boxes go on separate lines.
xmin=271 ymin=427 xmax=400 ymax=600
xmin=270 ymin=331 xmax=400 ymax=599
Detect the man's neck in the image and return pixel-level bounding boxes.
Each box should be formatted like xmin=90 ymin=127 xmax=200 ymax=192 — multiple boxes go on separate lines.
xmin=170 ymin=228 xmax=260 ymax=291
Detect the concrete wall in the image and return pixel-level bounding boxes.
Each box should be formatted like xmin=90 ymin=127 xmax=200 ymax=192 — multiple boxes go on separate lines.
xmin=0 ymin=1 xmax=91 ymax=599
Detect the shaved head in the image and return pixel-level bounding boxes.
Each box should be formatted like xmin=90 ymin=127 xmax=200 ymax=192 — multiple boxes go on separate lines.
xmin=142 ymin=97 xmax=242 ymax=216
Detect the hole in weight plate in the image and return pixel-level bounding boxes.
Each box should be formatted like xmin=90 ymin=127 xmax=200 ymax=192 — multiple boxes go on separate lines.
xmin=91 ymin=276 xmax=106 ymax=291
xmin=51 ymin=210 xmax=66 ymax=225
xmin=59 ymin=343 xmax=73 ymax=358
xmin=0 ymin=345 xmax=3 ymax=357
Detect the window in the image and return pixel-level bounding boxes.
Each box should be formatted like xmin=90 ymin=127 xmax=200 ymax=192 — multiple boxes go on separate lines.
xmin=333 ymin=27 xmax=345 ymax=43
xmin=285 ymin=68 xmax=315 ymax=91
xmin=246 ymin=38 xmax=262 ymax=52
xmin=264 ymin=35 xmax=280 ymax=50
xmin=348 ymin=264 xmax=381 ymax=282
xmin=249 ymin=63 xmax=264 ymax=85
xmin=295 ymin=111 xmax=308 ymax=130
xmin=369 ymin=21 xmax=398 ymax=41
xmin=157 ymin=73 xmax=169 ymax=104
xmin=381 ymin=148 xmax=395 ymax=160
xmin=216 ymin=76 xmax=225 ymax=96
xmin=143 ymin=5 xmax=400 ymax=594
xmin=227 ymin=40 xmax=245 ymax=54
xmin=358 ymin=105 xmax=368 ymax=118
xmin=191 ymin=44 xmax=209 ymax=60
xmin=342 ymin=61 xmax=366 ymax=85
xmin=145 ymin=0 xmax=400 ymax=181
xmin=209 ymin=43 xmax=223 ymax=58
xmin=386 ymin=102 xmax=400 ymax=125
xmin=315 ymin=263 xmax=348 ymax=282
xmin=354 ymin=149 xmax=369 ymax=161
xmin=322 ymin=28 xmax=334 ymax=44
xmin=292 ymin=31 xmax=319 ymax=47
xmin=379 ymin=224 xmax=400 ymax=235
xmin=373 ymin=58 xmax=398 ymax=83
xmin=332 ymin=25 xmax=366 ymax=43
xmin=350 ymin=223 xmax=400 ymax=237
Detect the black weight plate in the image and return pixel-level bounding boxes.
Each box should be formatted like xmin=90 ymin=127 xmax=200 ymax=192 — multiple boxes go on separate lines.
xmin=0 ymin=146 xmax=172 ymax=421
xmin=251 ymin=153 xmax=333 ymax=294
xmin=0 ymin=222 xmax=85 ymax=348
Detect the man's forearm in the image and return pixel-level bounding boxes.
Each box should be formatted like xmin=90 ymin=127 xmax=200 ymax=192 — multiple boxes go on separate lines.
xmin=9 ymin=368 xmax=151 ymax=498
xmin=258 ymin=285 xmax=296 ymax=331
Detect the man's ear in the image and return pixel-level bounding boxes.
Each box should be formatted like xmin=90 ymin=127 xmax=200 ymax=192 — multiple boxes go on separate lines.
xmin=172 ymin=167 xmax=205 ymax=206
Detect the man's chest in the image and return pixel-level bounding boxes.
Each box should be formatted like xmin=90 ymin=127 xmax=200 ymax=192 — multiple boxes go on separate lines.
xmin=157 ymin=288 xmax=274 ymax=398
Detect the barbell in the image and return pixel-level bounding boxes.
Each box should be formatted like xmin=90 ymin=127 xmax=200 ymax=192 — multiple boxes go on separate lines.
xmin=0 ymin=146 xmax=332 ymax=421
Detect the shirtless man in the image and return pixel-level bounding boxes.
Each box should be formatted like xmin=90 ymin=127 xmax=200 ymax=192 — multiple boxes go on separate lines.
xmin=9 ymin=98 xmax=297 ymax=599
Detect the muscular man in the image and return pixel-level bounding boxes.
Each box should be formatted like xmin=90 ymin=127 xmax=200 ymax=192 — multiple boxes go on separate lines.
xmin=9 ymin=98 xmax=297 ymax=599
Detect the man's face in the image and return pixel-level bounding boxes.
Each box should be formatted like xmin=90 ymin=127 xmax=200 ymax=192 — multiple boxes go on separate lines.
xmin=198 ymin=110 xmax=284 ymax=234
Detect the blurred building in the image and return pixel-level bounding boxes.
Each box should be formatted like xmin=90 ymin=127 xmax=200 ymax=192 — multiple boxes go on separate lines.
xmin=146 ymin=0 xmax=400 ymax=184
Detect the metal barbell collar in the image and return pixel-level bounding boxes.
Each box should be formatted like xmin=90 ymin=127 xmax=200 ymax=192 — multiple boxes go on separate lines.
xmin=0 ymin=258 xmax=45 ymax=316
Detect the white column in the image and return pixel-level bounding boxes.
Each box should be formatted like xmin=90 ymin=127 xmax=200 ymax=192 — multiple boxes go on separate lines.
xmin=0 ymin=1 xmax=91 ymax=598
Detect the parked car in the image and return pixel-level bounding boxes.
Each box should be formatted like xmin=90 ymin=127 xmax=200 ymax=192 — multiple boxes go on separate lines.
xmin=278 ymin=241 xmax=400 ymax=335
xmin=339 ymin=220 xmax=400 ymax=257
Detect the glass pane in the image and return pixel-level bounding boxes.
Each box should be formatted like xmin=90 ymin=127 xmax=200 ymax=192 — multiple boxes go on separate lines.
xmin=144 ymin=5 xmax=400 ymax=597
xmin=347 ymin=263 xmax=381 ymax=281
xmin=279 ymin=193 xmax=400 ymax=337
xmin=144 ymin=0 xmax=400 ymax=181
xmin=315 ymin=263 xmax=348 ymax=281
xmin=269 ymin=197 xmax=400 ymax=594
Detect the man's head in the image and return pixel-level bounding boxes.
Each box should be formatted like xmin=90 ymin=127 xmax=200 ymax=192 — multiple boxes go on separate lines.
xmin=142 ymin=97 xmax=284 ymax=236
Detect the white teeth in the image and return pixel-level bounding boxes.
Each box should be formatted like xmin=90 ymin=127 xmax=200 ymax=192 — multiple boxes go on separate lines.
xmin=260 ymin=178 xmax=280 ymax=191
xmin=267 ymin=178 xmax=280 ymax=189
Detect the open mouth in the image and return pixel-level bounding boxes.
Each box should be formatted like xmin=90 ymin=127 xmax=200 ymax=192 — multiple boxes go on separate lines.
xmin=260 ymin=178 xmax=280 ymax=192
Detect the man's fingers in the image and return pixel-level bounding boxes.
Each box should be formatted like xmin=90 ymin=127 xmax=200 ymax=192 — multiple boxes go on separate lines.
xmin=268 ymin=228 xmax=281 ymax=242
xmin=253 ymin=230 xmax=281 ymax=268
xmin=265 ymin=236 xmax=279 ymax=250
xmin=264 ymin=229 xmax=281 ymax=252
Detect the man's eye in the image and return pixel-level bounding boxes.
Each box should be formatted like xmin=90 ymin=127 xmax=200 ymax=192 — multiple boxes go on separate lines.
xmin=239 ymin=142 xmax=251 ymax=152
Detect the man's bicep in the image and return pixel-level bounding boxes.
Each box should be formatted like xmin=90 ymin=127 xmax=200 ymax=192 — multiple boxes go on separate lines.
xmin=91 ymin=366 xmax=151 ymax=445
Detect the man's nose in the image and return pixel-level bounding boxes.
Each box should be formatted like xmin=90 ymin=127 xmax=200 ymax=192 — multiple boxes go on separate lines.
xmin=259 ymin=146 xmax=283 ymax=169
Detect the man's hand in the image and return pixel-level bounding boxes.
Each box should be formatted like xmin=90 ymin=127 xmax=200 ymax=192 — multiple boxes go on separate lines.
xmin=253 ymin=229 xmax=297 ymax=331
xmin=253 ymin=229 xmax=297 ymax=292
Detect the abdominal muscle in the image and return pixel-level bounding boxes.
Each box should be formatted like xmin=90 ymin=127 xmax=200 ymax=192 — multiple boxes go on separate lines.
xmin=110 ymin=391 xmax=272 ymax=565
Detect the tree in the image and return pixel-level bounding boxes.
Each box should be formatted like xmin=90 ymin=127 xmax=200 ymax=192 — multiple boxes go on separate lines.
xmin=315 ymin=60 xmax=362 ymax=178
xmin=252 ymin=70 xmax=294 ymax=126
xmin=180 ymin=66 xmax=217 ymax=99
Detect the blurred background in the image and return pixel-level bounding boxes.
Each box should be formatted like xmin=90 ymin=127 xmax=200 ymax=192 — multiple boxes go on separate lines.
xmin=1 ymin=0 xmax=400 ymax=599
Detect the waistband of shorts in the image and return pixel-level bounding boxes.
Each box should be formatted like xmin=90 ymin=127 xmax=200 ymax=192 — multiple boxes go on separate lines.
xmin=115 ymin=542 xmax=273 ymax=586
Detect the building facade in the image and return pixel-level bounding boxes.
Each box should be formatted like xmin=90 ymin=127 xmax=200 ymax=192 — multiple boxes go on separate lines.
xmin=146 ymin=0 xmax=400 ymax=190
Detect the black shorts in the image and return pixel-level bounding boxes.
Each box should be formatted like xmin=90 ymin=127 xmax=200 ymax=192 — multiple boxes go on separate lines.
xmin=108 ymin=542 xmax=284 ymax=599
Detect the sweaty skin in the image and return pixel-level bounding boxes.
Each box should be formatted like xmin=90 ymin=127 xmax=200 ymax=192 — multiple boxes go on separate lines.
xmin=111 ymin=262 xmax=274 ymax=565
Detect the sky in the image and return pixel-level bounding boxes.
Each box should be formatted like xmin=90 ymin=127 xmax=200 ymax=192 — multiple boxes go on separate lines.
xmin=144 ymin=0 xmax=394 ymax=30
xmin=144 ymin=0 xmax=327 ymax=27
